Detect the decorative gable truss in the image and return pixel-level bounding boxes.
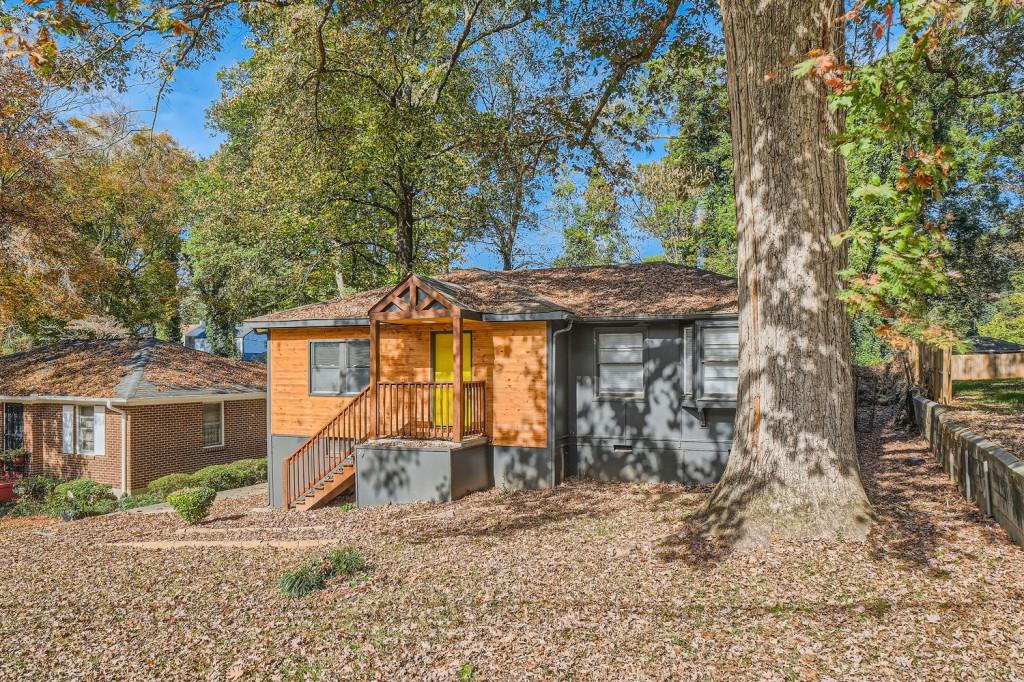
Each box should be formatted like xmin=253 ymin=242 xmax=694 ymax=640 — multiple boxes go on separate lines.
xmin=368 ymin=275 xmax=480 ymax=322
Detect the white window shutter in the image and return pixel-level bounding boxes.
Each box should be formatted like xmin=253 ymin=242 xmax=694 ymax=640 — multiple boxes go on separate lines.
xmin=93 ymin=405 xmax=106 ymax=456
xmin=62 ymin=405 xmax=75 ymax=454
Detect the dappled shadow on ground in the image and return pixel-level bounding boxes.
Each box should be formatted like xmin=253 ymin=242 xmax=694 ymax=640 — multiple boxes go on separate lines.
xmin=398 ymin=479 xmax=700 ymax=544
xmin=658 ymin=400 xmax=1010 ymax=567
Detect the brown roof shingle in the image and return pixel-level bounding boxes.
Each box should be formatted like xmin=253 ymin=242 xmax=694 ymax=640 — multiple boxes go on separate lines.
xmin=248 ymin=262 xmax=737 ymax=324
xmin=0 ymin=339 xmax=266 ymax=400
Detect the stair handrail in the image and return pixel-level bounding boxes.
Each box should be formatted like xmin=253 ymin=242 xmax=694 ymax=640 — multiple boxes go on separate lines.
xmin=283 ymin=386 xmax=371 ymax=508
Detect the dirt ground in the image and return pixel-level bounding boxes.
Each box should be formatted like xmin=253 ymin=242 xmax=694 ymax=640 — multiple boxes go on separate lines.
xmin=2 ymin=410 xmax=1023 ymax=681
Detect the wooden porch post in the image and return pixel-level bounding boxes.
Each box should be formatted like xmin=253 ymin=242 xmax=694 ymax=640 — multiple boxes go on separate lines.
xmin=452 ymin=312 xmax=463 ymax=442
xmin=369 ymin=318 xmax=380 ymax=438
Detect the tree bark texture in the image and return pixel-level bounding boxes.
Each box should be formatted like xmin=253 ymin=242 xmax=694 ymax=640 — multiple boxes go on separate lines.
xmin=702 ymin=0 xmax=873 ymax=545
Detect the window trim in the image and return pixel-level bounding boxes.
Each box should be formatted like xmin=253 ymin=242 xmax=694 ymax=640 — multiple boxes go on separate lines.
xmin=202 ymin=401 xmax=225 ymax=449
xmin=63 ymin=404 xmax=104 ymax=457
xmin=695 ymin=320 xmax=739 ymax=402
xmin=308 ymin=339 xmax=371 ymax=397
xmin=595 ymin=327 xmax=647 ymax=400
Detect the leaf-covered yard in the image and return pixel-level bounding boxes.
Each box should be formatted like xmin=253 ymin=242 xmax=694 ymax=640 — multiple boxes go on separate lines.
xmin=2 ymin=412 xmax=1023 ymax=681
xmin=950 ymin=379 xmax=1024 ymax=460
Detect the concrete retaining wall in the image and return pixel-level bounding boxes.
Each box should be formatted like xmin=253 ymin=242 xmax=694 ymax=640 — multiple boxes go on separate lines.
xmin=912 ymin=391 xmax=1024 ymax=546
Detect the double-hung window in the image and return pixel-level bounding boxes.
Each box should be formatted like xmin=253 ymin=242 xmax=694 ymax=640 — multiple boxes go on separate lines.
xmin=62 ymin=405 xmax=105 ymax=456
xmin=699 ymin=325 xmax=739 ymax=399
xmin=203 ymin=402 xmax=224 ymax=448
xmin=597 ymin=331 xmax=645 ymax=398
xmin=310 ymin=340 xmax=371 ymax=395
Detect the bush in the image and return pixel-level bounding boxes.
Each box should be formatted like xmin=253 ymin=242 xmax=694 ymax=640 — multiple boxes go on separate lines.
xmin=191 ymin=464 xmax=242 ymax=491
xmin=117 ymin=491 xmax=164 ymax=511
xmin=14 ymin=475 xmax=60 ymax=502
xmin=146 ymin=473 xmax=195 ymax=499
xmin=50 ymin=479 xmax=118 ymax=519
xmin=278 ymin=546 xmax=369 ymax=598
xmin=166 ymin=486 xmax=217 ymax=524
xmin=228 ymin=458 xmax=267 ymax=486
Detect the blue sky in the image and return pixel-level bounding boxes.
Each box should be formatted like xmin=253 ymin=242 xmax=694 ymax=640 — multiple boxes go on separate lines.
xmin=117 ymin=26 xmax=664 ymax=269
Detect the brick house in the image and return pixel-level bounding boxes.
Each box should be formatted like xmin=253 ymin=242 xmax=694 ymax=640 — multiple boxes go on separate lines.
xmin=0 ymin=339 xmax=267 ymax=494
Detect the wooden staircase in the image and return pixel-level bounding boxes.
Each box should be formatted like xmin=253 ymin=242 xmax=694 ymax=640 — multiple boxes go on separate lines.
xmin=283 ymin=388 xmax=370 ymax=510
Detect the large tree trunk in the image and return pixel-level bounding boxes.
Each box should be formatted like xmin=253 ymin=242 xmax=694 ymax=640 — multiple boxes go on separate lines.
xmin=702 ymin=0 xmax=872 ymax=545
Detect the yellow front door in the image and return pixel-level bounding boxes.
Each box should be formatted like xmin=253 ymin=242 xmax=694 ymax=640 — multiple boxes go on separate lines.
xmin=432 ymin=332 xmax=471 ymax=427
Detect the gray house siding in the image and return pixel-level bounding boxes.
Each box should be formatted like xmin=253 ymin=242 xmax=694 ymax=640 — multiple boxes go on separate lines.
xmin=567 ymin=320 xmax=736 ymax=485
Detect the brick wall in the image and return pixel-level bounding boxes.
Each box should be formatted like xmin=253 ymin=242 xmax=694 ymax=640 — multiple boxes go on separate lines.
xmin=24 ymin=403 xmax=124 ymax=489
xmin=126 ymin=398 xmax=266 ymax=491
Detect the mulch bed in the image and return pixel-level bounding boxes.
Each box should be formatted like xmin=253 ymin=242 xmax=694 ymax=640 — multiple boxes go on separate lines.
xmin=2 ymin=409 xmax=1023 ymax=680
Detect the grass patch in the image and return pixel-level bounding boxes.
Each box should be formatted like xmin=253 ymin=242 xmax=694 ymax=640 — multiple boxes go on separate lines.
xmin=278 ymin=546 xmax=370 ymax=598
xmin=953 ymin=379 xmax=1024 ymax=410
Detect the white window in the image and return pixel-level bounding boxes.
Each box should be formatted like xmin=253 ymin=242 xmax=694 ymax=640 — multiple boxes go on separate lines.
xmin=62 ymin=405 xmax=105 ymax=456
xmin=598 ymin=331 xmax=645 ymax=398
xmin=699 ymin=325 xmax=739 ymax=399
xmin=203 ymin=402 xmax=224 ymax=448
xmin=310 ymin=340 xmax=371 ymax=395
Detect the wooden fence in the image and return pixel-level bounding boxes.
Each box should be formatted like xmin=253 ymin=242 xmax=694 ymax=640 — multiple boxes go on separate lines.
xmin=909 ymin=342 xmax=953 ymax=404
xmin=909 ymin=341 xmax=1024 ymax=405
xmin=912 ymin=392 xmax=1024 ymax=547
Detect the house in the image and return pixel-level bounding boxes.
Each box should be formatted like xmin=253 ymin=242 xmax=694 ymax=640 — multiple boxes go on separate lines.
xmin=183 ymin=322 xmax=268 ymax=362
xmin=0 ymin=339 xmax=267 ymax=495
xmin=246 ymin=262 xmax=739 ymax=510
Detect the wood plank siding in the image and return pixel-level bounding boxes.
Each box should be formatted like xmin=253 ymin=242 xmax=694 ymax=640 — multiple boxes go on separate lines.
xmin=268 ymin=321 xmax=548 ymax=447
xmin=269 ymin=327 xmax=371 ymax=435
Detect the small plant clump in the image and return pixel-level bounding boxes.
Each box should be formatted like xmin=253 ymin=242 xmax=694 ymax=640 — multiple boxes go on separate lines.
xmin=278 ymin=546 xmax=369 ymax=598
xmin=278 ymin=562 xmax=328 ymax=598
xmin=166 ymin=486 xmax=217 ymax=525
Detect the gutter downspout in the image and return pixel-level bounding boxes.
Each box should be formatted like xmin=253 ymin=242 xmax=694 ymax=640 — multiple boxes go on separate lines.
xmin=106 ymin=401 xmax=128 ymax=497
xmin=551 ymin=320 xmax=574 ymax=485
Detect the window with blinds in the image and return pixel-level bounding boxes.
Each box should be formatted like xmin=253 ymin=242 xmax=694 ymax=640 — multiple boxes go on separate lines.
xmin=203 ymin=402 xmax=223 ymax=448
xmin=77 ymin=406 xmax=96 ymax=455
xmin=597 ymin=331 xmax=645 ymax=398
xmin=309 ymin=340 xmax=371 ymax=395
xmin=699 ymin=325 xmax=739 ymax=399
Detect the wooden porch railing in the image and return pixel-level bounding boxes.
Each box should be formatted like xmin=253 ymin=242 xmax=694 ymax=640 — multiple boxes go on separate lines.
xmin=282 ymin=387 xmax=370 ymax=509
xmin=376 ymin=381 xmax=486 ymax=440
xmin=282 ymin=381 xmax=486 ymax=508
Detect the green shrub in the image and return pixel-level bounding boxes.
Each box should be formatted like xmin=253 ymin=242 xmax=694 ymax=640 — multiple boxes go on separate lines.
xmin=278 ymin=562 xmax=329 ymax=598
xmin=191 ymin=464 xmax=241 ymax=491
xmin=166 ymin=486 xmax=217 ymax=524
xmin=146 ymin=473 xmax=195 ymax=499
xmin=278 ymin=546 xmax=369 ymax=598
xmin=14 ymin=475 xmax=60 ymax=502
xmin=50 ymin=479 xmax=118 ymax=519
xmin=117 ymin=491 xmax=164 ymax=510
xmin=228 ymin=458 xmax=267 ymax=486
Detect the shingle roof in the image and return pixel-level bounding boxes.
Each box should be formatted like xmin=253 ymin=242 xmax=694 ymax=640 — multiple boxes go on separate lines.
xmin=965 ymin=336 xmax=1024 ymax=354
xmin=0 ymin=339 xmax=266 ymax=400
xmin=248 ymin=262 xmax=737 ymax=324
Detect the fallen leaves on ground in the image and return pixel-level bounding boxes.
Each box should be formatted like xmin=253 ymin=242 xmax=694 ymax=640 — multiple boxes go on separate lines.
xmin=947 ymin=393 xmax=1024 ymax=461
xmin=1 ymin=408 xmax=1022 ymax=680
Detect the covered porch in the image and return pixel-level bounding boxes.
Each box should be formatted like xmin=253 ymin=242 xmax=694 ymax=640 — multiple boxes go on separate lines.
xmin=368 ymin=274 xmax=491 ymax=443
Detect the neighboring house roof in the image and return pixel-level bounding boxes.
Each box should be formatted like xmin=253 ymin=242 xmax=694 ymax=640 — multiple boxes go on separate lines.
xmin=0 ymin=339 xmax=266 ymax=401
xmin=248 ymin=262 xmax=738 ymax=325
xmin=965 ymin=336 xmax=1024 ymax=354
